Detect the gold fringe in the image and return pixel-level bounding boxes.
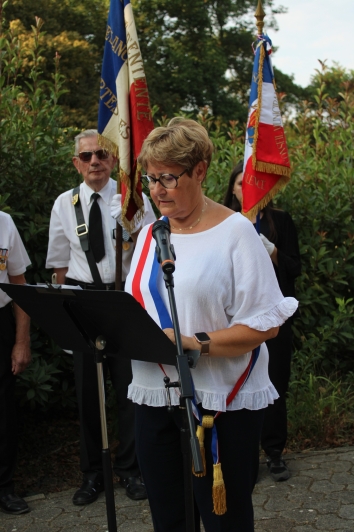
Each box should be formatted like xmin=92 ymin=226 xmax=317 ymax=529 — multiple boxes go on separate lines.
xmin=212 ymin=463 xmax=227 ymax=515
xmin=252 ymin=43 xmax=265 ymax=172
xmin=192 ymin=425 xmax=206 ymax=477
xmin=97 ymin=136 xmax=145 ymax=233
xmin=241 ymin=175 xmax=290 ymax=220
xmin=97 ymin=134 xmax=119 ymax=158
xmin=255 ymin=161 xmax=291 ymax=178
xmin=120 ymin=166 xmax=145 ymax=233
xmin=251 ymin=45 xmax=291 ymax=182
xmin=131 ymin=162 xmax=144 ymax=225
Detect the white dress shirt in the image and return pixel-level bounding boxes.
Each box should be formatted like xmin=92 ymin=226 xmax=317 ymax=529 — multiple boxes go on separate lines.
xmin=0 ymin=212 xmax=31 ymax=307
xmin=46 ymin=178 xmax=156 ymax=283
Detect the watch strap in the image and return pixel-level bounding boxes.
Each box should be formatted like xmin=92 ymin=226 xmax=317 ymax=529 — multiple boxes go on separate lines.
xmin=199 ymin=342 xmax=210 ymax=355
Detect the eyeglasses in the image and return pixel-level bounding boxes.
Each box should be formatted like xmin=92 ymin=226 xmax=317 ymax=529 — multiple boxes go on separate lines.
xmin=141 ymin=169 xmax=189 ymax=190
xmin=77 ymin=149 xmax=110 ymax=162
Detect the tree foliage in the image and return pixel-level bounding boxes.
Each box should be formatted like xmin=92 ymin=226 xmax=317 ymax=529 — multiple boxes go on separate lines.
xmin=3 ymin=0 xmax=110 ymax=128
xmin=3 ymin=0 xmax=305 ymax=127
xmin=307 ymin=60 xmax=354 ymax=102
xmin=133 ymin=0 xmax=305 ymax=122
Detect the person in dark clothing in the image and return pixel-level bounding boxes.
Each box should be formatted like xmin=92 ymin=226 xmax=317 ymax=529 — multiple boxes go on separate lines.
xmin=0 ymin=212 xmax=31 ymax=515
xmin=224 ymin=162 xmax=301 ymax=481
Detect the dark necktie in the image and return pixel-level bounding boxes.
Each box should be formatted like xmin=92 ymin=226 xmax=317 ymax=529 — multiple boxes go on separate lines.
xmin=89 ymin=193 xmax=105 ymax=263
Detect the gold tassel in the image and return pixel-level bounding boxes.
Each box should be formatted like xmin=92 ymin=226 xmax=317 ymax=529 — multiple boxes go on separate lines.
xmin=212 ymin=463 xmax=227 ymax=515
xmin=201 ymin=415 xmax=214 ymax=429
xmin=192 ymin=425 xmax=206 ymax=477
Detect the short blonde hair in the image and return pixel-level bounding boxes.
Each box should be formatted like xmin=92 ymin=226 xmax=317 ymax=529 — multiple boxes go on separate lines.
xmin=138 ymin=118 xmax=214 ymax=172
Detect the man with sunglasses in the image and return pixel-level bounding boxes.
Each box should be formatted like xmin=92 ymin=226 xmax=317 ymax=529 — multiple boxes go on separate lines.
xmin=46 ymin=129 xmax=155 ymax=506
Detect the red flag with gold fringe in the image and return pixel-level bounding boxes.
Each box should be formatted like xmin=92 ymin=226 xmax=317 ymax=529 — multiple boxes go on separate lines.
xmin=242 ymin=33 xmax=291 ymax=219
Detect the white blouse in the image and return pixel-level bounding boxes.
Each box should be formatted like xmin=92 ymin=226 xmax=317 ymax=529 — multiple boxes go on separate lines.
xmin=125 ymin=212 xmax=298 ymax=412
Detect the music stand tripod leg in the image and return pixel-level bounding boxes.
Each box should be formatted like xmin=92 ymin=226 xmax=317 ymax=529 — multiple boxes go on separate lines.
xmin=95 ymin=354 xmax=118 ymax=532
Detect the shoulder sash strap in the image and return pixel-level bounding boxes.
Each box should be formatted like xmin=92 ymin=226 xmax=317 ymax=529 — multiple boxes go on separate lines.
xmin=72 ymin=186 xmax=104 ymax=288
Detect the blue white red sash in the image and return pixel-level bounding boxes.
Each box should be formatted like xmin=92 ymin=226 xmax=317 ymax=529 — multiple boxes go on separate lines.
xmin=131 ymin=217 xmax=173 ymax=329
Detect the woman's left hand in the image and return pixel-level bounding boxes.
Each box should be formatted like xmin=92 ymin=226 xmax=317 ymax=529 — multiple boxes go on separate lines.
xmin=260 ymin=233 xmax=278 ymax=265
xmin=163 ymin=328 xmax=197 ymax=351
xmin=259 ymin=233 xmax=275 ymax=255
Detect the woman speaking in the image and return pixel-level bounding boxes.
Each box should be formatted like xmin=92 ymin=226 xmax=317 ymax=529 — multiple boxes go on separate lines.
xmin=124 ymin=118 xmax=298 ymax=532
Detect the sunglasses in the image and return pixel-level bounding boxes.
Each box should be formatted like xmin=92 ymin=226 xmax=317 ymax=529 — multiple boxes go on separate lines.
xmin=77 ymin=149 xmax=110 ymax=162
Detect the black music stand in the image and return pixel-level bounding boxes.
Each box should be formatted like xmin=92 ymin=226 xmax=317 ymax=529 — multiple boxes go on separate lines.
xmin=0 ymin=283 xmax=178 ymax=532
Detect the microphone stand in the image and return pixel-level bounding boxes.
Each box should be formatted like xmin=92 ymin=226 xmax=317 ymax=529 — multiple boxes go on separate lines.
xmin=155 ymin=242 xmax=204 ymax=532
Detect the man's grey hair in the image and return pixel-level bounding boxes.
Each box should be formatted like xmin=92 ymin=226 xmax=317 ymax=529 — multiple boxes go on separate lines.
xmin=74 ymin=129 xmax=98 ymax=156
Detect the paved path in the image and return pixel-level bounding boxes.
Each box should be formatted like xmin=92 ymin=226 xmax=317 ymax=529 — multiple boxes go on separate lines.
xmin=0 ymin=447 xmax=353 ymax=531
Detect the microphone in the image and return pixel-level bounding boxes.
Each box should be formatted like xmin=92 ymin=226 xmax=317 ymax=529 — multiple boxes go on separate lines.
xmin=152 ymin=220 xmax=176 ymax=274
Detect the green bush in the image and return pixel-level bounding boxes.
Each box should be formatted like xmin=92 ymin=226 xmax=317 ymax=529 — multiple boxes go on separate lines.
xmin=287 ymin=372 xmax=354 ymax=449
xmin=1 ymin=17 xmax=79 ymax=409
xmin=287 ymin=299 xmax=354 ymax=449
xmin=278 ymin=74 xmax=354 ymax=371
xmin=0 ymin=17 xmax=79 ymax=283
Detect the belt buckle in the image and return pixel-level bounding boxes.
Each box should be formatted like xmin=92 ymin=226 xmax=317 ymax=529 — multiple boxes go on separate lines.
xmin=76 ymin=223 xmax=88 ymax=236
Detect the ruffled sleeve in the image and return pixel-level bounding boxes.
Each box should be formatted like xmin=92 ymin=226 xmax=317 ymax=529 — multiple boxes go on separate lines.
xmin=231 ymin=296 xmax=298 ymax=331
xmin=225 ymin=215 xmax=298 ymax=330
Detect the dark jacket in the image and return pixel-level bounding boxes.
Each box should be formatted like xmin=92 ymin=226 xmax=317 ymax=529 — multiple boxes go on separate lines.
xmin=257 ymin=209 xmax=301 ymax=303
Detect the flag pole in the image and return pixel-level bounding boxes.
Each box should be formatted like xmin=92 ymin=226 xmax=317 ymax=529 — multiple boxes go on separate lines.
xmin=253 ymin=0 xmax=265 ymax=232
xmin=115 ymin=166 xmax=122 ymax=290
xmin=254 ymin=0 xmax=265 ymax=36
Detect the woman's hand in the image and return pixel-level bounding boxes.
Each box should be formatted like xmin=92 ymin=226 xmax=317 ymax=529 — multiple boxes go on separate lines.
xmin=260 ymin=233 xmax=278 ymax=266
xmin=259 ymin=233 xmax=275 ymax=255
xmin=163 ymin=328 xmax=198 ymax=351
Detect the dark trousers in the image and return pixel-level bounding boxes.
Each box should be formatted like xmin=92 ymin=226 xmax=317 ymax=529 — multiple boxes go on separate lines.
xmin=0 ymin=304 xmax=17 ymax=495
xmin=135 ymin=403 xmax=264 ymax=532
xmin=261 ymin=320 xmax=293 ymax=457
xmin=73 ymin=351 xmax=139 ymax=481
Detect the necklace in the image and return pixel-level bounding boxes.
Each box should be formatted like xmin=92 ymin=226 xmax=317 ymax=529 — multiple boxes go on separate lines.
xmin=170 ymin=200 xmax=208 ymax=231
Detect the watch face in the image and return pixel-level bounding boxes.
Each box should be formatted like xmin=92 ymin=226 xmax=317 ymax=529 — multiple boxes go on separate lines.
xmin=195 ymin=332 xmax=210 ymax=342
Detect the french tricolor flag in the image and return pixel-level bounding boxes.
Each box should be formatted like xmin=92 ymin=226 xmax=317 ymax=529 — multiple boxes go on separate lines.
xmin=98 ymin=0 xmax=154 ymax=230
xmin=242 ymin=34 xmax=291 ymax=219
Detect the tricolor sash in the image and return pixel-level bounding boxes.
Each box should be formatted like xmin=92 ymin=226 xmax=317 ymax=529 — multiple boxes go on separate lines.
xmin=131 ymin=217 xmax=173 ymax=329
